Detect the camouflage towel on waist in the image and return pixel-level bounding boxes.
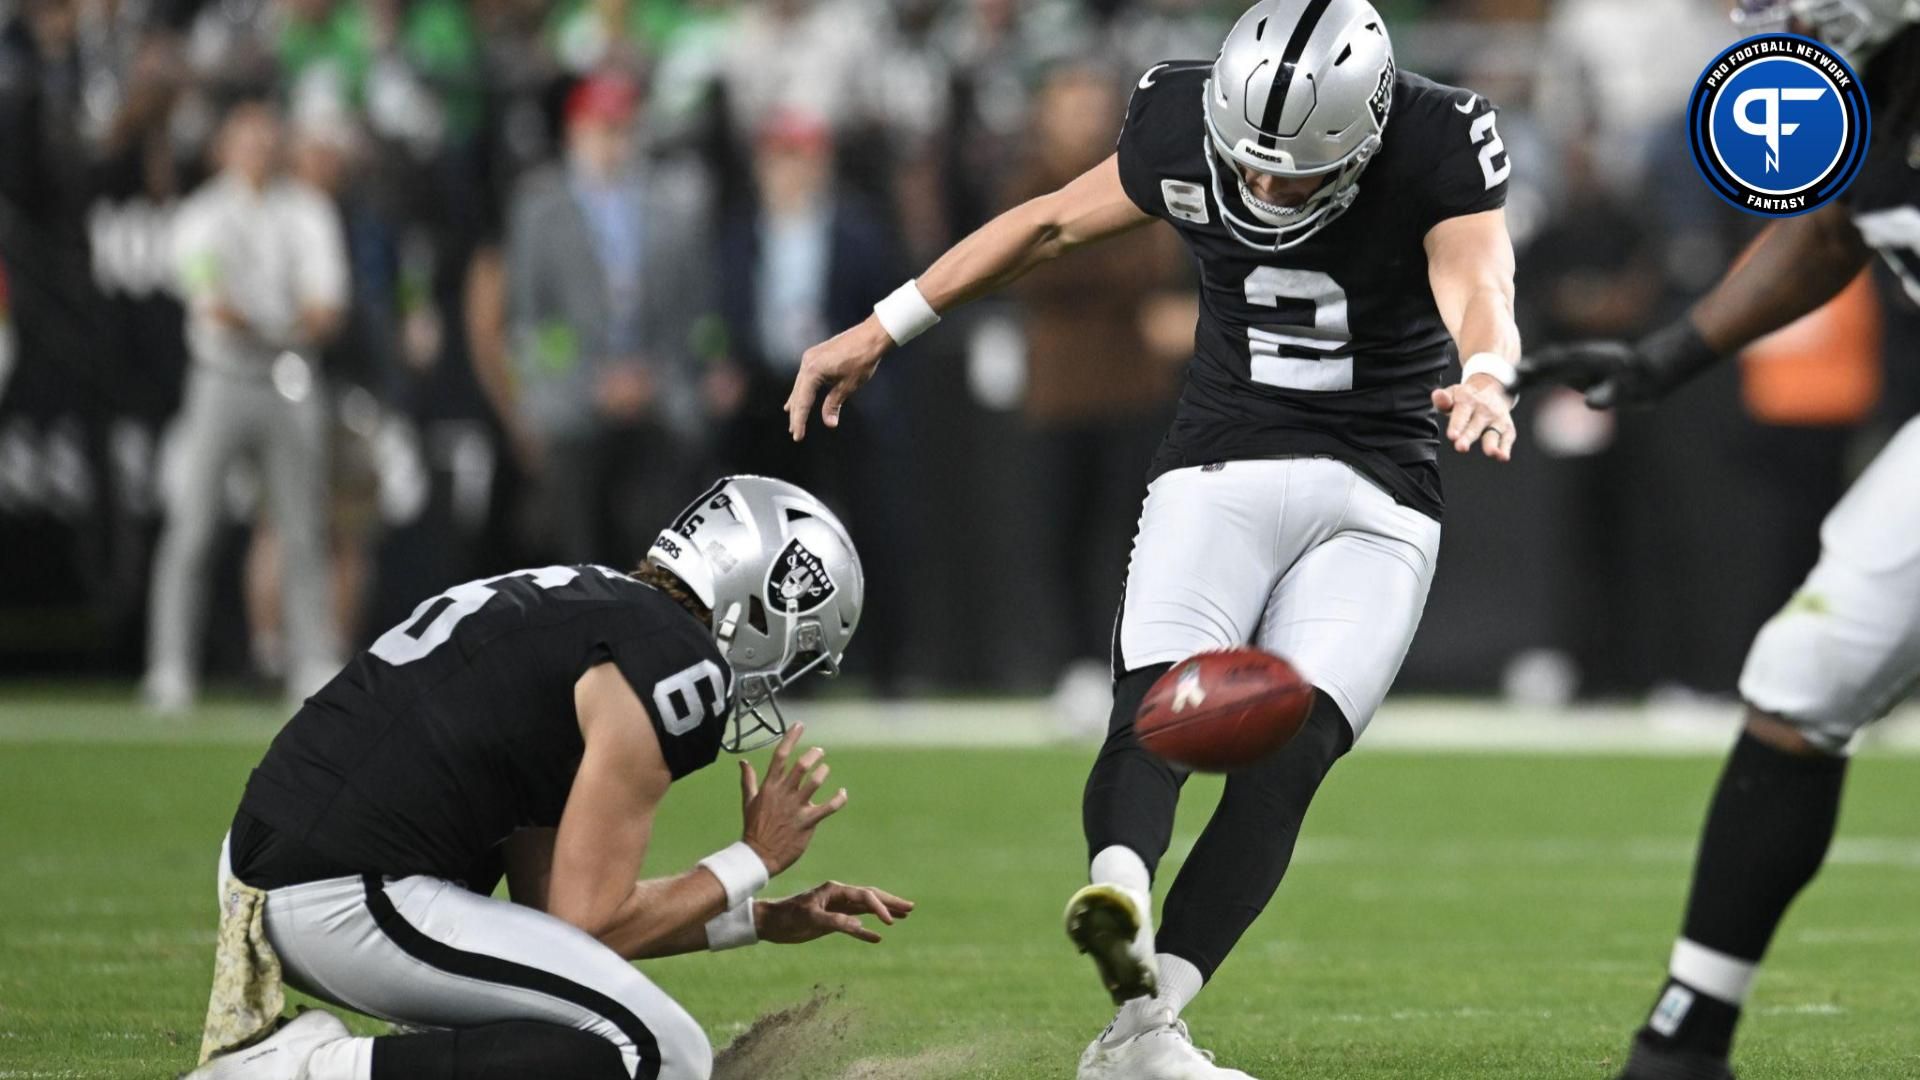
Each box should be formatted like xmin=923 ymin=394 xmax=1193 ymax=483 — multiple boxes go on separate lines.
xmin=196 ymin=874 xmax=285 ymax=1065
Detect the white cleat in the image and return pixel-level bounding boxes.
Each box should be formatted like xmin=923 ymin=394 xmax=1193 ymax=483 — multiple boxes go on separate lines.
xmin=185 ymin=1009 xmax=351 ymax=1079
xmin=1077 ymin=1007 xmax=1260 ymax=1080
xmin=1065 ymin=883 xmax=1158 ymax=1004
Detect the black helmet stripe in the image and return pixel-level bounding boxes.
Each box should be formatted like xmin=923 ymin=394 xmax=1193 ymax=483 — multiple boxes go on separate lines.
xmin=1257 ymin=0 xmax=1336 ymax=149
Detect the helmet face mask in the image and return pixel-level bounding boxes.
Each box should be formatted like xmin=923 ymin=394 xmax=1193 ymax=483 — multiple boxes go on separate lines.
xmin=645 ymin=476 xmax=864 ymax=753
xmin=1202 ymin=0 xmax=1395 ymax=252
xmin=720 ymin=615 xmax=840 ymax=753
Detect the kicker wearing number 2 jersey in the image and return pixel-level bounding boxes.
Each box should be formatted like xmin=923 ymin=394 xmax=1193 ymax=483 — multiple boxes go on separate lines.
xmin=777 ymin=2 xmax=1524 ymax=1073
xmin=1117 ymin=59 xmax=1509 ymax=519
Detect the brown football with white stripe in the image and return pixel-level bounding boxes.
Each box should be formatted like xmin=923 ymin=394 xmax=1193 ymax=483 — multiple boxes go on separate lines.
xmin=1136 ymin=648 xmax=1313 ymax=771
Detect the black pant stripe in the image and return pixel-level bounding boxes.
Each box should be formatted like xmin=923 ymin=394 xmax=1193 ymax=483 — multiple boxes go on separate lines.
xmin=360 ymin=876 xmax=663 ymax=1080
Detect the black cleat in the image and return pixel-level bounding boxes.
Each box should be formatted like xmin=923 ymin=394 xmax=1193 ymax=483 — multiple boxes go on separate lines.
xmin=1616 ymin=1037 xmax=1737 ymax=1080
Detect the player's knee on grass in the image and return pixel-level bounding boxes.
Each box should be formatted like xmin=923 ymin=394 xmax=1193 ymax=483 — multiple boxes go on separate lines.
xmin=592 ymin=965 xmax=713 ymax=1080
xmin=650 ymin=994 xmax=714 ymax=1080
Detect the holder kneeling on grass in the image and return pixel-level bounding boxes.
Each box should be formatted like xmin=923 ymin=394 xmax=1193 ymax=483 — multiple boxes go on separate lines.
xmin=188 ymin=476 xmax=911 ymax=1080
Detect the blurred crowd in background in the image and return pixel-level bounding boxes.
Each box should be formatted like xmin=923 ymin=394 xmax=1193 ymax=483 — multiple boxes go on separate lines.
xmin=1 ymin=0 xmax=1916 ymax=710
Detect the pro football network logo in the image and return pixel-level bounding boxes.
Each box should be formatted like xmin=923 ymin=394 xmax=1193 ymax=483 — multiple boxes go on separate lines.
xmin=1687 ymin=34 xmax=1869 ymax=217
xmin=766 ymin=538 xmax=836 ymax=613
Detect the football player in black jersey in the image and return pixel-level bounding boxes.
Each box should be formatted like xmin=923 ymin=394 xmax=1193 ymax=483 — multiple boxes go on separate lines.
xmin=188 ymin=476 xmax=911 ymax=1080
xmin=1518 ymin=4 xmax=1920 ymax=1079
xmin=785 ymin=0 xmax=1522 ymax=1074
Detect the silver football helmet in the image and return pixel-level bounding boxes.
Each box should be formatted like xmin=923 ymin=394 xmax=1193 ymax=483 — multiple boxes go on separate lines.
xmin=645 ymin=476 xmax=864 ymax=752
xmin=1736 ymin=0 xmax=1920 ymax=60
xmin=1204 ymin=0 xmax=1395 ymax=252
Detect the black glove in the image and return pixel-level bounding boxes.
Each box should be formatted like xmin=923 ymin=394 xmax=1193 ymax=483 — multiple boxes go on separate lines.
xmin=1513 ymin=320 xmax=1722 ymax=409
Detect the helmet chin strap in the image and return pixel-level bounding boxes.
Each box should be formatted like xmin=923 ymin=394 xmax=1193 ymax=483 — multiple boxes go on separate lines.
xmin=1202 ymin=138 xmax=1357 ymax=253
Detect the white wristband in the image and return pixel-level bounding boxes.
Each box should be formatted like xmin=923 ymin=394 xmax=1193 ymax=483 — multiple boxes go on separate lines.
xmin=873 ymin=280 xmax=940 ymax=345
xmin=1462 ymin=352 xmax=1518 ymax=390
xmin=698 ymin=841 xmax=769 ymax=909
xmin=704 ymin=897 xmax=759 ymax=951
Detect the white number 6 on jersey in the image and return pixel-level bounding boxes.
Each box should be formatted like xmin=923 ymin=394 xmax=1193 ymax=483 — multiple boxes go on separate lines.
xmin=653 ymin=660 xmax=727 ymax=736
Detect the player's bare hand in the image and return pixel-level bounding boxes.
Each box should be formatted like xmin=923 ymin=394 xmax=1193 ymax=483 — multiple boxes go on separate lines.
xmin=785 ymin=318 xmax=892 ymax=441
xmin=739 ymin=723 xmax=847 ymax=876
xmin=755 ymin=881 xmax=916 ymax=945
xmin=1431 ymin=373 xmax=1516 ymax=462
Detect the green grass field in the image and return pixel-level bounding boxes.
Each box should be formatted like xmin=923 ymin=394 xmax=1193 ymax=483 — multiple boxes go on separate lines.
xmin=2 ymin=700 xmax=1918 ymax=1078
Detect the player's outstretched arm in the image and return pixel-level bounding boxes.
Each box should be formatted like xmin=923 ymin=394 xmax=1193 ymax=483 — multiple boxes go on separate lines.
xmin=1426 ymin=208 xmax=1521 ymax=462
xmin=1516 ymin=201 xmax=1870 ymax=408
xmin=785 ymin=154 xmax=1154 ymax=440
xmin=546 ymin=662 xmax=699 ymax=959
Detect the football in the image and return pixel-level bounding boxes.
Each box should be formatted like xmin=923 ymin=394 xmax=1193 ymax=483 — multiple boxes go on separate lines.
xmin=1136 ymin=649 xmax=1314 ymax=771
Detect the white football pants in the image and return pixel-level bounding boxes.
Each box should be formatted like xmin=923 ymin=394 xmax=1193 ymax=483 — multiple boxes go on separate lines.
xmin=218 ymin=840 xmax=712 ymax=1079
xmin=1740 ymin=415 xmax=1920 ymax=752
xmin=1114 ymin=457 xmax=1443 ymax=738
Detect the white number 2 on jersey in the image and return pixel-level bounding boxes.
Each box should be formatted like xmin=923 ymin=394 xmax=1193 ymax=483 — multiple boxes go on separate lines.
xmin=1470 ymin=112 xmax=1510 ymax=190
xmin=370 ymin=566 xmax=581 ymax=666
xmin=1243 ymin=267 xmax=1353 ymax=391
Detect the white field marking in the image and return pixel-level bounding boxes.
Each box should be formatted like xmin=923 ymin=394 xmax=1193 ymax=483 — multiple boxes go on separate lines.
xmin=1791 ymin=926 xmax=1920 ymax=945
xmin=1319 ymin=1006 xmax=1557 ymax=1024
xmin=1753 ymin=1002 xmax=1846 ymax=1017
xmin=1272 ymin=836 xmax=1920 ymax=868
xmin=3 ymin=694 xmax=1918 ymax=754
xmin=2 ymin=928 xmax=213 ymax=949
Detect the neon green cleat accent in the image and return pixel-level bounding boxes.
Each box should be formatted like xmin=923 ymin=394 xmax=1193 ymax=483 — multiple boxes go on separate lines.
xmin=1065 ymin=883 xmax=1158 ymax=1005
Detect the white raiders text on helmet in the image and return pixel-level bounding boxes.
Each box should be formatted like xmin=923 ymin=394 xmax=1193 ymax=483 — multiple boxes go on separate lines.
xmin=646 ymin=476 xmax=864 ymax=751
xmin=1203 ymin=0 xmax=1395 ymax=251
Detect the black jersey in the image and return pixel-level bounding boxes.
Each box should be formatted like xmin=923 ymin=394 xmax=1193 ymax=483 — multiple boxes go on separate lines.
xmin=1848 ymin=26 xmax=1920 ymax=305
xmin=1116 ymin=62 xmax=1510 ymax=519
xmin=238 ymin=565 xmax=734 ymax=882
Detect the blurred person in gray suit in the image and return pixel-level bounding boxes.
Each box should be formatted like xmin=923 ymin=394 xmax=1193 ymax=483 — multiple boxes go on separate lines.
xmin=144 ymin=97 xmax=349 ymax=713
xmin=506 ymin=72 xmax=721 ymax=564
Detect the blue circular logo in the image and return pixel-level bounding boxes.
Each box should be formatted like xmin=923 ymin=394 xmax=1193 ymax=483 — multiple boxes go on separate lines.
xmin=1688 ymin=34 xmax=1869 ymax=217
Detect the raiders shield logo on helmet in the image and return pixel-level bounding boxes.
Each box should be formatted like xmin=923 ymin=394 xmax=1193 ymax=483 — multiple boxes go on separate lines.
xmin=766 ymin=538 xmax=837 ymax=613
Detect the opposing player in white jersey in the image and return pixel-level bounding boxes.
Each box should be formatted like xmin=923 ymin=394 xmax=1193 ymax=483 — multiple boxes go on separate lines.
xmin=1519 ymin=3 xmax=1920 ymax=1077
xmin=787 ymin=1 xmax=1522 ymax=1075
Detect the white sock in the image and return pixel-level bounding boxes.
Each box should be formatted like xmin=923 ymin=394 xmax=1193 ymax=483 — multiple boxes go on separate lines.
xmin=306 ymin=1035 xmax=374 ymax=1080
xmin=1669 ymin=938 xmax=1758 ymax=1004
xmin=1156 ymin=952 xmax=1205 ymax=1014
xmin=1109 ymin=954 xmax=1206 ymax=1040
xmin=1089 ymin=845 xmax=1151 ymax=897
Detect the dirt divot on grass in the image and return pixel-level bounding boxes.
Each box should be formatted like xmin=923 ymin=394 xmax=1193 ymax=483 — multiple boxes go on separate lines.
xmin=711 ymin=987 xmax=850 ymax=1080
xmin=834 ymin=1046 xmax=980 ymax=1079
